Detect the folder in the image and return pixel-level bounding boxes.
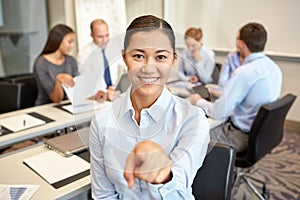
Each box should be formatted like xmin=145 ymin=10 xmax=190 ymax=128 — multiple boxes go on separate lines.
xmin=23 ymin=151 xmax=90 ymax=188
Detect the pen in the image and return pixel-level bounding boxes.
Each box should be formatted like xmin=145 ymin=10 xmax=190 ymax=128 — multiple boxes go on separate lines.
xmin=23 ymin=120 xmax=26 ymax=126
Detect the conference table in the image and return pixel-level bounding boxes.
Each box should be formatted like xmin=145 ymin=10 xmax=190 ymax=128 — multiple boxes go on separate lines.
xmin=0 ymin=100 xmax=108 ymax=150
xmin=0 ymin=99 xmax=225 ymax=200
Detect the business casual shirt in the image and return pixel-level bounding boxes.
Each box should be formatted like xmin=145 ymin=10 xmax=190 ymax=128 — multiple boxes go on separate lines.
xmin=196 ymin=52 xmax=282 ymax=132
xmin=178 ymin=45 xmax=215 ymax=84
xmin=218 ymin=51 xmax=241 ymax=87
xmin=90 ymin=87 xmax=210 ymax=199
xmin=76 ymin=41 xmax=126 ymax=90
xmin=34 ymin=55 xmax=78 ymax=105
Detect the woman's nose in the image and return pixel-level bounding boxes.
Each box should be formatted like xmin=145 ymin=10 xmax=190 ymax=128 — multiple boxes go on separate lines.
xmin=141 ymin=63 xmax=156 ymax=74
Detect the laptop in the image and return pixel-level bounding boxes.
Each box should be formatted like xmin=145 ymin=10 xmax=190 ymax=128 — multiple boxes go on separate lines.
xmin=167 ymin=81 xmax=211 ymax=100
xmin=115 ymin=73 xmax=131 ymax=93
xmin=191 ymin=85 xmax=211 ymax=100
xmin=44 ymin=127 xmax=90 ymax=157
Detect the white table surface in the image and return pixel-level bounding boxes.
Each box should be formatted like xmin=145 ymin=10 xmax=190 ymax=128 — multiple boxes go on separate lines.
xmin=0 ymin=113 xmax=225 ymax=200
xmin=0 ymin=100 xmax=105 ymax=149
xmin=0 ymin=143 xmax=91 ymax=200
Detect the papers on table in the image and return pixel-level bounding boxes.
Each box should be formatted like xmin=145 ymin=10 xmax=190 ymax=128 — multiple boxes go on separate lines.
xmin=0 ymin=113 xmax=46 ymax=132
xmin=23 ymin=151 xmax=90 ymax=185
xmin=205 ymin=83 xmax=222 ymax=91
xmin=61 ymin=70 xmax=112 ymax=114
xmin=61 ymin=99 xmax=111 ymax=114
xmin=62 ymin=70 xmax=103 ymax=105
xmin=0 ymin=184 xmax=39 ymax=200
xmin=167 ymin=81 xmax=195 ymax=98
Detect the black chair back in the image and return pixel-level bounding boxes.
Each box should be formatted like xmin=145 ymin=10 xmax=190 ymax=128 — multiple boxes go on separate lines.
xmin=10 ymin=74 xmax=38 ymax=108
xmin=236 ymin=93 xmax=296 ymax=168
xmin=0 ymin=82 xmax=23 ymax=113
xmin=192 ymin=143 xmax=236 ymax=200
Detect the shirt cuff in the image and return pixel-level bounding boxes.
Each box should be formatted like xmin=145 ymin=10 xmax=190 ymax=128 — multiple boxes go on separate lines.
xmin=196 ymin=98 xmax=210 ymax=116
xmin=146 ymin=175 xmax=178 ymax=199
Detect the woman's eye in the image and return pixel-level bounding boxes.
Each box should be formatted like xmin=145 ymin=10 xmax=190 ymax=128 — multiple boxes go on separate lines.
xmin=157 ymin=55 xmax=167 ymax=61
xmin=133 ymin=54 xmax=144 ymax=60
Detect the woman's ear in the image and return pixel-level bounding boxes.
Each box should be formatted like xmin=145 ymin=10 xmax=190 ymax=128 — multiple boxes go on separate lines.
xmin=122 ymin=49 xmax=126 ymax=61
xmin=122 ymin=49 xmax=129 ymax=68
xmin=174 ymin=52 xmax=178 ymax=60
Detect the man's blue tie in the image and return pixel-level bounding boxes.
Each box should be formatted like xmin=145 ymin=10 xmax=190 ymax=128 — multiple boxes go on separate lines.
xmin=102 ymin=49 xmax=112 ymax=88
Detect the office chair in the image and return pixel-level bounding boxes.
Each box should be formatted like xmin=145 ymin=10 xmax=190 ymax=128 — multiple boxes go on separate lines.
xmin=192 ymin=143 xmax=236 ymax=200
xmin=0 ymin=82 xmax=23 ymax=113
xmin=10 ymin=74 xmax=38 ymax=108
xmin=234 ymin=93 xmax=297 ymax=200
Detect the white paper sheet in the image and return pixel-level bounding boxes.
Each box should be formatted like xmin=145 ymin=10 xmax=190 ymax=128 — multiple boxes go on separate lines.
xmin=0 ymin=184 xmax=39 ymax=200
xmin=62 ymin=71 xmax=102 ymax=105
xmin=62 ymin=99 xmax=111 ymax=114
xmin=0 ymin=113 xmax=46 ymax=132
xmin=23 ymin=151 xmax=90 ymax=185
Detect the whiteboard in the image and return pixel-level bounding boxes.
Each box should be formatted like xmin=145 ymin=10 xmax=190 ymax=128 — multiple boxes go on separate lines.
xmin=74 ymin=0 xmax=127 ymax=50
xmin=165 ymin=0 xmax=300 ymax=58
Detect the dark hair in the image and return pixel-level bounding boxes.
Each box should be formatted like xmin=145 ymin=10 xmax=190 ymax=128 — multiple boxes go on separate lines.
xmin=124 ymin=15 xmax=175 ymax=53
xmin=239 ymin=22 xmax=267 ymax=52
xmin=40 ymin=24 xmax=74 ymax=55
xmin=185 ymin=27 xmax=203 ymax=41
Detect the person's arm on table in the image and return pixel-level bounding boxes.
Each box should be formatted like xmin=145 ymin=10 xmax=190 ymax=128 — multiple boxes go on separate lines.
xmin=51 ymin=73 xmax=74 ymax=103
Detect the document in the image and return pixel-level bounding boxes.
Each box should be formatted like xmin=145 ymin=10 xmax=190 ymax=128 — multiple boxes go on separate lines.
xmin=62 ymin=70 xmax=103 ymax=105
xmin=61 ymin=99 xmax=111 ymax=114
xmin=167 ymin=81 xmax=195 ymax=98
xmin=0 ymin=184 xmax=39 ymax=200
xmin=23 ymin=151 xmax=90 ymax=185
xmin=0 ymin=113 xmax=46 ymax=132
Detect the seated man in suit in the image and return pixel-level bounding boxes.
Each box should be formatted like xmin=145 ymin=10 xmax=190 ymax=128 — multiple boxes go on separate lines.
xmin=189 ymin=22 xmax=282 ymax=153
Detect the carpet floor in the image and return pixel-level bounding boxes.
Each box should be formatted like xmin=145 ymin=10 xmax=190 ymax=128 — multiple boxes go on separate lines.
xmin=231 ymin=130 xmax=300 ymax=200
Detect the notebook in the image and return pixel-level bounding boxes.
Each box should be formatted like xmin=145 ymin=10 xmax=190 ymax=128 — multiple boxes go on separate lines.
xmin=191 ymin=85 xmax=211 ymax=101
xmin=0 ymin=113 xmax=46 ymax=132
xmin=23 ymin=151 xmax=90 ymax=188
xmin=167 ymin=81 xmax=211 ymax=100
xmin=44 ymin=127 xmax=89 ymax=157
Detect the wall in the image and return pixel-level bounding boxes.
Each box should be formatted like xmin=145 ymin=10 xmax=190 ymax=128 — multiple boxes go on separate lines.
xmin=74 ymin=0 xmax=127 ymax=50
xmin=46 ymin=0 xmax=77 ymax=56
xmin=165 ymin=0 xmax=300 ymax=58
xmin=0 ymin=0 xmax=47 ymax=75
xmin=125 ymin=0 xmax=163 ymax=25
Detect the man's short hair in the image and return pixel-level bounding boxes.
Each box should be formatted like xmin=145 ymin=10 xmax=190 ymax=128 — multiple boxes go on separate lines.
xmin=90 ymin=19 xmax=108 ymax=32
xmin=239 ymin=23 xmax=267 ymax=52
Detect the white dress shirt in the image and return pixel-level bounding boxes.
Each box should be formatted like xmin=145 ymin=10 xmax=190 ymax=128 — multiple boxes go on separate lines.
xmin=90 ymin=87 xmax=210 ymax=199
xmin=77 ymin=41 xmax=126 ymax=90
xmin=197 ymin=52 xmax=282 ymax=132
xmin=178 ymin=45 xmax=215 ymax=84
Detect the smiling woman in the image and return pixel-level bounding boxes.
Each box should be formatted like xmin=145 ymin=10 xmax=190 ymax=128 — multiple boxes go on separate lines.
xmin=123 ymin=30 xmax=175 ymax=111
xmin=89 ymin=15 xmax=210 ymax=199
xmin=33 ymin=24 xmax=78 ymax=106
